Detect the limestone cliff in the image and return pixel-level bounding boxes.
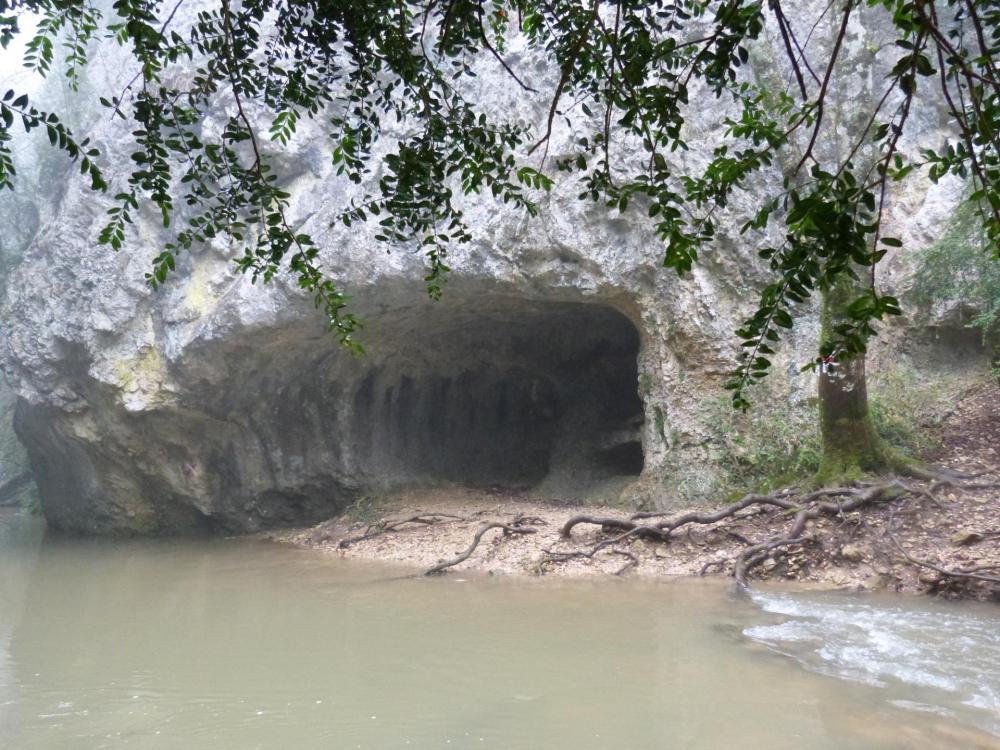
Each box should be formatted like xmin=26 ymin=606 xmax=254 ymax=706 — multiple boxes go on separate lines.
xmin=0 ymin=2 xmax=982 ymax=533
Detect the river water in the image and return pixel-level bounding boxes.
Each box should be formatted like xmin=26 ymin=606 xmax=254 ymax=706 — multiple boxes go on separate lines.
xmin=1 ymin=509 xmax=998 ymax=749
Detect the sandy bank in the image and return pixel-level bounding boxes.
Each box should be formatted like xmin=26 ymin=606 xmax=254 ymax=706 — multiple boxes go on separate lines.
xmin=274 ymin=381 xmax=1000 ymax=599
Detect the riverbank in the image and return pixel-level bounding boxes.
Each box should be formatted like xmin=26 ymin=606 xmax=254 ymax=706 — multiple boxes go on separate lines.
xmin=276 ymin=379 xmax=1000 ymax=599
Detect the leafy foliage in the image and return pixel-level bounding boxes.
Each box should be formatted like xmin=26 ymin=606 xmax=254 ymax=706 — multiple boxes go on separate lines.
xmin=704 ymin=394 xmax=822 ymax=494
xmin=868 ymin=366 xmax=947 ymax=457
xmin=1 ymin=0 xmax=999 ymax=402
xmin=0 ymin=89 xmax=103 ymax=191
xmin=913 ymin=198 xmax=1000 ymax=345
xmin=704 ymin=364 xmax=945 ymax=494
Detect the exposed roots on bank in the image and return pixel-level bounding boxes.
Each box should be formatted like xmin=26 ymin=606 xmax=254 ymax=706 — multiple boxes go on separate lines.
xmin=554 ymin=482 xmax=912 ymax=588
xmin=276 ymin=469 xmax=1000 ymax=598
xmin=305 ymin=472 xmax=1000 ymax=596
xmin=424 ymin=515 xmax=544 ymax=575
xmin=885 ymin=503 xmax=1000 ymax=592
xmin=273 ymin=380 xmax=1000 ymax=600
xmin=338 ymin=513 xmax=467 ymax=549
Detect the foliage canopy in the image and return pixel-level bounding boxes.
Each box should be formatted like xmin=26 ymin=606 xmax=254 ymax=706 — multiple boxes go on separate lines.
xmin=1 ymin=0 xmax=999 ymax=406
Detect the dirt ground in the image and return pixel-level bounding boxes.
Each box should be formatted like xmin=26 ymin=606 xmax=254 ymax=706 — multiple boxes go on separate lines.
xmin=275 ymin=378 xmax=1000 ymax=598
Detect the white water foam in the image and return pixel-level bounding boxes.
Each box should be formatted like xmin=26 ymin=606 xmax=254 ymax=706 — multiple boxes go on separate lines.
xmin=745 ymin=591 xmax=1000 ymax=734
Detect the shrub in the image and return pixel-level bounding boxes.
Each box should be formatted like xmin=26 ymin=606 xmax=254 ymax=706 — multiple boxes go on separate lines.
xmin=912 ymin=198 xmax=1000 ymax=352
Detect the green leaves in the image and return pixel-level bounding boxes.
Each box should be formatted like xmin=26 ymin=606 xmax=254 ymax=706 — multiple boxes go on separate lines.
xmin=723 ymin=155 xmax=910 ymax=409
xmin=0 ymin=14 xmax=18 ymax=49
xmin=912 ymin=199 xmax=1000 ymax=341
xmin=515 ymin=167 xmax=553 ymax=192
xmin=0 ymin=91 xmax=105 ymax=193
xmin=2 ymin=0 xmax=999 ymax=412
xmin=269 ymin=110 xmax=299 ymax=146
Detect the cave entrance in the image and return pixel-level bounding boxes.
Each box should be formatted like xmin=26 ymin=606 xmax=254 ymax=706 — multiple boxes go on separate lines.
xmin=350 ymin=298 xmax=645 ymax=496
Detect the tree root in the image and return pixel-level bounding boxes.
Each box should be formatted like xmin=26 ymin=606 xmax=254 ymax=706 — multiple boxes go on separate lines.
xmin=539 ymin=526 xmax=644 ymax=576
xmin=732 ymin=483 xmax=906 ymax=588
xmin=537 ymin=548 xmax=638 ymax=576
xmin=900 ymin=463 xmax=985 ymax=482
xmin=886 ymin=505 xmax=1000 ymax=587
xmin=563 ymin=486 xmax=879 ymax=541
xmin=424 ymin=519 xmax=538 ymax=575
xmin=559 ymin=516 xmax=671 ymax=541
xmin=330 ymin=465 xmax=997 ymax=593
xmin=339 ymin=513 xmax=466 ymax=549
xmin=557 ymin=482 xmax=912 ymax=588
xmin=700 ymin=558 xmax=728 ymax=576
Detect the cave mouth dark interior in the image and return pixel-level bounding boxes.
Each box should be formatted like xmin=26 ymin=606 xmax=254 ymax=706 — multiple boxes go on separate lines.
xmin=345 ymin=297 xmax=645 ymax=495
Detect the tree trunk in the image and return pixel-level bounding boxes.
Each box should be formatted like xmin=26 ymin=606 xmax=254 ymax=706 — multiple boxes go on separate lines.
xmin=815 ymin=280 xmax=899 ymax=483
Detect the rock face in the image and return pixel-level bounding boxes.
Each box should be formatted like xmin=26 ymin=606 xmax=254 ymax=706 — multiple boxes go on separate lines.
xmin=0 ymin=3 xmax=983 ymax=533
xmin=0 ymin=379 xmax=34 ymax=508
xmin=11 ymin=292 xmax=647 ymax=533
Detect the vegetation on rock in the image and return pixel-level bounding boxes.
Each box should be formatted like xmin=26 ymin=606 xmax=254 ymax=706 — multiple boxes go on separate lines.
xmin=1 ymin=0 xmax=998 ymax=393
xmin=2 ymin=0 xmax=1000 ymax=497
xmin=913 ymin=197 xmax=1000 ymax=365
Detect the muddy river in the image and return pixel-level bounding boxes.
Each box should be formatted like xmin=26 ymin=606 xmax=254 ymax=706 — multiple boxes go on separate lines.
xmin=1 ymin=509 xmax=998 ymax=749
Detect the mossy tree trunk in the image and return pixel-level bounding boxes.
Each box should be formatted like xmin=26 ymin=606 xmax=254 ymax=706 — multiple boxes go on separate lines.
xmin=815 ymin=278 xmax=901 ymax=483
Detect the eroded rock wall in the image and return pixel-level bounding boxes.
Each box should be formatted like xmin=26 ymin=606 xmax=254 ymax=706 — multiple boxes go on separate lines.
xmin=0 ymin=2 xmax=985 ymax=533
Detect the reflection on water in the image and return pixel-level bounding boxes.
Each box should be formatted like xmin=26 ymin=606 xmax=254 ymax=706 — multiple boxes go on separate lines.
xmin=0 ymin=508 xmax=998 ymax=749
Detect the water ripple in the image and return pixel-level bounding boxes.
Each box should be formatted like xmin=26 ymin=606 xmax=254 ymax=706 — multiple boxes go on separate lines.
xmin=745 ymin=590 xmax=1000 ymax=735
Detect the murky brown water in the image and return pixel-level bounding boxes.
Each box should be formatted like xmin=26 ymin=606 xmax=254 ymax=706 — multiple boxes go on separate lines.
xmin=1 ymin=509 xmax=998 ymax=749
